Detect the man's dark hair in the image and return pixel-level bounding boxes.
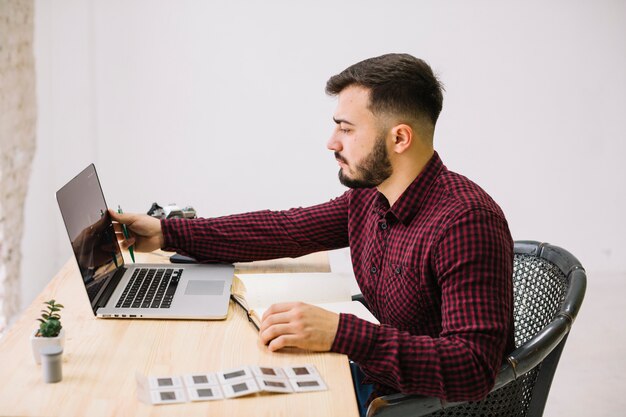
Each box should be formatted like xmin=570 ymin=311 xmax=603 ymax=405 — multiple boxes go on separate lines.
xmin=326 ymin=53 xmax=444 ymax=126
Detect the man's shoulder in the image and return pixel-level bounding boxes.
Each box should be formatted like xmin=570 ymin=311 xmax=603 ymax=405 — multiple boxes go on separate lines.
xmin=434 ymin=168 xmax=507 ymax=220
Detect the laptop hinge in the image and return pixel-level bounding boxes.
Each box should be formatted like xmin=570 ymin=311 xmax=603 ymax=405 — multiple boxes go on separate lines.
xmin=95 ymin=267 xmax=127 ymax=311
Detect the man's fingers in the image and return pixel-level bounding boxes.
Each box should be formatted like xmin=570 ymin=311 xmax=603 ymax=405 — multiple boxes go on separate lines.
xmin=259 ymin=309 xmax=296 ymax=338
xmin=267 ymin=335 xmax=300 ymax=352
xmin=261 ymin=302 xmax=300 ymax=322
xmin=119 ymin=236 xmax=136 ymax=250
xmin=108 ymin=208 xmax=134 ymax=224
xmin=111 ymin=217 xmax=134 ymax=248
xmin=259 ymin=322 xmax=294 ymax=346
xmin=112 ymin=222 xmax=124 ymax=234
xmin=259 ymin=303 xmax=339 ymax=352
xmin=259 ymin=305 xmax=302 ymax=347
xmin=108 ymin=208 xmax=121 ymax=222
xmin=107 ymin=210 xmax=164 ymax=253
xmin=112 ymin=228 xmax=135 ymax=248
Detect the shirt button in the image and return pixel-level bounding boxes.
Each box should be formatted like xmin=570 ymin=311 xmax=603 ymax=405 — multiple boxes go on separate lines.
xmin=370 ymin=266 xmax=378 ymax=274
xmin=395 ymin=266 xmax=402 ymax=274
xmin=380 ymin=222 xmax=388 ymax=230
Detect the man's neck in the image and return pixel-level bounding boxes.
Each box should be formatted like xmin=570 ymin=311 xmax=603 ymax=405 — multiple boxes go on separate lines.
xmin=377 ymin=148 xmax=434 ymax=207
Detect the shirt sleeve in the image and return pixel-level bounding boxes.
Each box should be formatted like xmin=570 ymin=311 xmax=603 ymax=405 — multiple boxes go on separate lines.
xmin=160 ymin=192 xmax=351 ymax=263
xmin=331 ymin=208 xmax=514 ymax=402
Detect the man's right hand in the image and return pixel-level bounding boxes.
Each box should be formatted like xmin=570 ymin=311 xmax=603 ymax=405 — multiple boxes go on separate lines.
xmin=108 ymin=209 xmax=165 ymax=253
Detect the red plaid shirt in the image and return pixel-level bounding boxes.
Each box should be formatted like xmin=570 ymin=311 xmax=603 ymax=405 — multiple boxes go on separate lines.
xmin=162 ymin=152 xmax=514 ymax=401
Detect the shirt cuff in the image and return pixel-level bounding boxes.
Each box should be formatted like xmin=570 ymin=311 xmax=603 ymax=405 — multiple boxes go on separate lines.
xmin=330 ymin=313 xmax=379 ymax=363
xmin=161 ymin=218 xmax=192 ymax=252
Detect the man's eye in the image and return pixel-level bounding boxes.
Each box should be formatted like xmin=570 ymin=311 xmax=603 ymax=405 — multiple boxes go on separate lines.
xmin=340 ymin=128 xmax=351 ymax=134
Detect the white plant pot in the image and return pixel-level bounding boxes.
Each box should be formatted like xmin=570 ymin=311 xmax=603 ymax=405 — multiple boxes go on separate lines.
xmin=30 ymin=328 xmax=65 ymax=364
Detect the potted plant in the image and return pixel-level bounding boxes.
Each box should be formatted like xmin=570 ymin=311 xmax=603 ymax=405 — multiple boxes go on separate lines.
xmin=30 ymin=299 xmax=65 ymax=364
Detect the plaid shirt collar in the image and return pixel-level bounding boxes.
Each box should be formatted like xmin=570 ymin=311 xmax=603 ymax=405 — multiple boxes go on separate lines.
xmin=372 ymin=151 xmax=445 ymax=226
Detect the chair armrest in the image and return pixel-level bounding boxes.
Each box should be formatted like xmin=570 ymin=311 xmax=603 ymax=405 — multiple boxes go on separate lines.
xmin=367 ymin=393 xmax=463 ymax=417
xmin=352 ymin=293 xmax=370 ymax=310
xmin=366 ymin=316 xmax=571 ymax=417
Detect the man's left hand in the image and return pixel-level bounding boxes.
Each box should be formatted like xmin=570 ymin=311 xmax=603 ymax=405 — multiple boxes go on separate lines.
xmin=259 ymin=302 xmax=340 ymax=352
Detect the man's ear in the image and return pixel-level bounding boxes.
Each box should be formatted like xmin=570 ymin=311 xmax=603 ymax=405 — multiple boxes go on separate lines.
xmin=390 ymin=124 xmax=413 ymax=154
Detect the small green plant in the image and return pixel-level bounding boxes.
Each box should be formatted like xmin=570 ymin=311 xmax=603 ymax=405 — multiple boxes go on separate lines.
xmin=37 ymin=299 xmax=64 ymax=337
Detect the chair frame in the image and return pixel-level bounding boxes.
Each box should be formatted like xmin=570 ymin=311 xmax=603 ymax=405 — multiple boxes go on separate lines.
xmin=362 ymin=240 xmax=587 ymax=417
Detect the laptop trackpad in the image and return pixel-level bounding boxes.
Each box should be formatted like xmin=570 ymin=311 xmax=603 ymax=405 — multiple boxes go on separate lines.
xmin=185 ymin=280 xmax=224 ymax=296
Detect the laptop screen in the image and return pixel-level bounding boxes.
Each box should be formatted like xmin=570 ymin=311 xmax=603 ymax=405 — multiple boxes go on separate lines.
xmin=56 ymin=164 xmax=124 ymax=307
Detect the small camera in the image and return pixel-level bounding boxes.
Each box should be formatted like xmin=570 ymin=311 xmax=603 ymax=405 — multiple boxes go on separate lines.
xmin=147 ymin=202 xmax=197 ymax=220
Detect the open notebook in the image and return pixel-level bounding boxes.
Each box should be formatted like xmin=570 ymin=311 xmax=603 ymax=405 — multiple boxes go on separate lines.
xmin=231 ymin=272 xmax=379 ymax=329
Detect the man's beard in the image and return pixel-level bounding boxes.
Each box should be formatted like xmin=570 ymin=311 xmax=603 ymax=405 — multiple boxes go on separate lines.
xmin=336 ymin=134 xmax=393 ymax=189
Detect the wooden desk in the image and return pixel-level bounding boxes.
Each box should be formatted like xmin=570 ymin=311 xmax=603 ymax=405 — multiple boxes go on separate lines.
xmin=0 ymin=251 xmax=359 ymax=417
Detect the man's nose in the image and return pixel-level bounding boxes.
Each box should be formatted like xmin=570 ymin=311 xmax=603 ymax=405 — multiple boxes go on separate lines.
xmin=327 ymin=132 xmax=341 ymax=152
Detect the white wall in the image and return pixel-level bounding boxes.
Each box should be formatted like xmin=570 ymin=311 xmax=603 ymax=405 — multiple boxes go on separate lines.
xmin=21 ymin=0 xmax=626 ymax=309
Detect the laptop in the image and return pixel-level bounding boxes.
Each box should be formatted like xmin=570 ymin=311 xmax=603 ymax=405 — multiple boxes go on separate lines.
xmin=56 ymin=164 xmax=234 ymax=320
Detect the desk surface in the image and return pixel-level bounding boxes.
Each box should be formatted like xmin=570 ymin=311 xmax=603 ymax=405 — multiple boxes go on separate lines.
xmin=0 ymin=251 xmax=359 ymax=417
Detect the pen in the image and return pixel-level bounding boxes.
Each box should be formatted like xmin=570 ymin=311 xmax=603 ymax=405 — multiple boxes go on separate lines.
xmin=230 ymin=295 xmax=260 ymax=331
xmin=117 ymin=205 xmax=136 ymax=263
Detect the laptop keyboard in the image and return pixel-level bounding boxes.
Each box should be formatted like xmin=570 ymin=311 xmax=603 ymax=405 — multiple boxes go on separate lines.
xmin=115 ymin=268 xmax=183 ymax=309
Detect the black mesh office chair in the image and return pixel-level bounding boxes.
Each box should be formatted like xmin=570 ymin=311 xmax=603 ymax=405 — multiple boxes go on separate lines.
xmin=363 ymin=241 xmax=587 ymax=417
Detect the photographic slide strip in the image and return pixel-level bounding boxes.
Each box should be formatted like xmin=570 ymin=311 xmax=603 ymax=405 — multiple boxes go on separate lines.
xmin=136 ymin=364 xmax=326 ymax=405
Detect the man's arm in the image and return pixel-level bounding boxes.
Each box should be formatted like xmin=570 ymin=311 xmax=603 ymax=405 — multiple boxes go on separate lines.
xmin=331 ymin=209 xmax=514 ymax=402
xmin=112 ymin=192 xmax=350 ymax=263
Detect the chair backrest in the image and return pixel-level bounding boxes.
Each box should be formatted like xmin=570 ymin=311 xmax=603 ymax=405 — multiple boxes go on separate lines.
xmin=513 ymin=249 xmax=569 ymax=348
xmin=367 ymin=241 xmax=587 ymax=417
